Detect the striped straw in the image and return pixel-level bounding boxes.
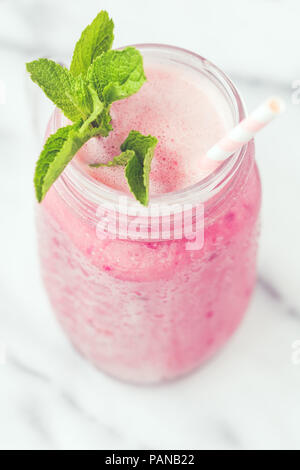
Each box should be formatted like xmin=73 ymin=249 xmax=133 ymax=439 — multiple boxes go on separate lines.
xmin=207 ymin=96 xmax=286 ymax=161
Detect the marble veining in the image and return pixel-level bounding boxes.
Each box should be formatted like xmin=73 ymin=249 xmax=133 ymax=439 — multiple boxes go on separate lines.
xmin=0 ymin=0 xmax=300 ymax=450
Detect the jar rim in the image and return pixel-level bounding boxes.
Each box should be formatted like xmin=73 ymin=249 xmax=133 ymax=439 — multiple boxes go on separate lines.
xmin=56 ymin=43 xmax=248 ymax=215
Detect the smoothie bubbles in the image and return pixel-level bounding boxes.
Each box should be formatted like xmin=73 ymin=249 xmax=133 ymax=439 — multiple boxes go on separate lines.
xmin=28 ymin=12 xmax=283 ymax=383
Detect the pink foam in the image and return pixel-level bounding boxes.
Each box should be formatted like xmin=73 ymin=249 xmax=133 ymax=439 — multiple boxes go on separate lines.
xmin=75 ymin=61 xmax=227 ymax=197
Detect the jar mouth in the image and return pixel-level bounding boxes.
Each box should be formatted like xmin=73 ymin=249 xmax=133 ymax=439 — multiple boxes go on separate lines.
xmin=58 ymin=43 xmax=248 ymax=214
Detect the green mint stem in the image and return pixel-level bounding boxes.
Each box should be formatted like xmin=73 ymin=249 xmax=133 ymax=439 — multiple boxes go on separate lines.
xmin=89 ymin=150 xmax=135 ymax=168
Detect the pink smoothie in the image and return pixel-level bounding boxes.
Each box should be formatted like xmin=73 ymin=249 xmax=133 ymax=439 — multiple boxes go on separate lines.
xmin=75 ymin=60 xmax=229 ymax=195
xmin=37 ymin=46 xmax=261 ymax=383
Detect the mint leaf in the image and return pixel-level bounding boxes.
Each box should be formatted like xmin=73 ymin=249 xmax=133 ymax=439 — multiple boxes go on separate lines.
xmin=34 ymin=87 xmax=109 ymax=202
xmin=35 ymin=126 xmax=98 ymax=203
xmin=87 ymin=47 xmax=146 ymax=104
xmin=90 ymin=130 xmax=158 ymax=205
xmin=35 ymin=123 xmax=81 ymax=202
xmin=70 ymin=11 xmax=114 ymax=77
xmin=26 ymin=59 xmax=93 ymax=121
xmin=71 ymin=75 xmax=94 ymax=118
xmin=90 ymin=150 xmax=135 ymax=168
xmin=122 ymin=131 xmax=158 ymax=206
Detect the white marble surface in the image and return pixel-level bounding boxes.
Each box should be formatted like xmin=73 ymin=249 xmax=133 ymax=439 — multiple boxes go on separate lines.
xmin=0 ymin=0 xmax=300 ymax=450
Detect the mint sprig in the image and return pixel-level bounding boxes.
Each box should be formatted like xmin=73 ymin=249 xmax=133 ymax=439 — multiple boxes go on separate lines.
xmin=26 ymin=10 xmax=157 ymax=206
xmin=91 ymin=131 xmax=158 ymax=206
xmin=123 ymin=131 xmax=158 ymax=206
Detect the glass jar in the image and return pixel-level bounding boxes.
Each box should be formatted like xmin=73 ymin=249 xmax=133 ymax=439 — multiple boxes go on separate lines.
xmin=37 ymin=45 xmax=261 ymax=384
